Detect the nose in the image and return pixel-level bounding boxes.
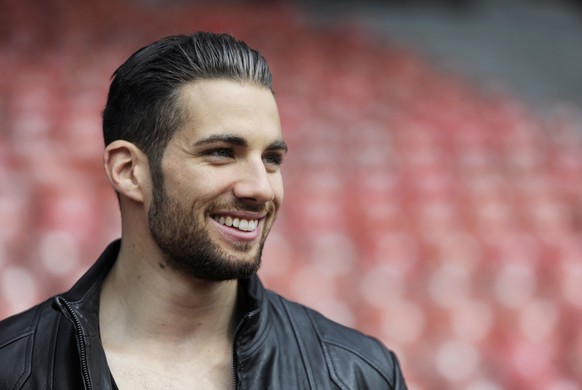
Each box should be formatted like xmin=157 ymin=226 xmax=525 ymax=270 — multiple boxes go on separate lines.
xmin=233 ymin=158 xmax=276 ymax=203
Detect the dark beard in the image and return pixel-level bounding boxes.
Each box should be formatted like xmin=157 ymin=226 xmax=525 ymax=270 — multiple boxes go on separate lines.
xmin=147 ymin=184 xmax=265 ymax=281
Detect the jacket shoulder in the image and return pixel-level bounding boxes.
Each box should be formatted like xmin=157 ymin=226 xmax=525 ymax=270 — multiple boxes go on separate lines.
xmin=267 ymin=291 xmax=407 ymax=389
xmin=0 ymin=301 xmax=51 ymax=389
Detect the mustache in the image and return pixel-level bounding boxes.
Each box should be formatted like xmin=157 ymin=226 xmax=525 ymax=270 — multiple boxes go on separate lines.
xmin=207 ymin=199 xmax=272 ymax=214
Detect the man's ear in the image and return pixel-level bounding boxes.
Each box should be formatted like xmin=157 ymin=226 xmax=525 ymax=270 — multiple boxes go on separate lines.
xmin=103 ymin=140 xmax=150 ymax=203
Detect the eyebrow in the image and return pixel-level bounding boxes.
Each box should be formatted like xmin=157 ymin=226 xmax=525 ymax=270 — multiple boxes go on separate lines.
xmin=267 ymin=139 xmax=289 ymax=153
xmin=194 ymin=134 xmax=247 ymax=147
xmin=194 ymin=134 xmax=288 ymax=153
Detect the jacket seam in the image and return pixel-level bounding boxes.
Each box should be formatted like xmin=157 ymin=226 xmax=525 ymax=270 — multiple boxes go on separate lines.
xmin=279 ymin=297 xmax=318 ymax=389
xmin=48 ymin=314 xmax=62 ymax=390
xmin=322 ymin=342 xmax=350 ymax=390
xmin=10 ymin=332 xmax=32 ymax=390
xmin=321 ymin=338 xmax=394 ymax=387
xmin=0 ymin=330 xmax=33 ymax=350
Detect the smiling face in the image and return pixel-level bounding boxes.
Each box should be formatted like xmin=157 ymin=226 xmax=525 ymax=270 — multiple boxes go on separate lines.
xmin=146 ymin=79 xmax=286 ymax=281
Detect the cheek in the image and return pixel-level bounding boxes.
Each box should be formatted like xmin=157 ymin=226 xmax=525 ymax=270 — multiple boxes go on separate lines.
xmin=272 ymin=175 xmax=285 ymax=205
xmin=165 ymin=169 xmax=232 ymax=207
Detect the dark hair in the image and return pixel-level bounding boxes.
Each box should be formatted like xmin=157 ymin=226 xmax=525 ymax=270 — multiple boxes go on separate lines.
xmin=102 ymin=32 xmax=273 ymax=177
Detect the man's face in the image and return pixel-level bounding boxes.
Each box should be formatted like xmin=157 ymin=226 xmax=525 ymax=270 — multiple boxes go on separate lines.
xmin=147 ymin=79 xmax=286 ymax=281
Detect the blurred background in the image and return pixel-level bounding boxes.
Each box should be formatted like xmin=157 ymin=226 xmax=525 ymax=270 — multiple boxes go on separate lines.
xmin=1 ymin=0 xmax=582 ymax=388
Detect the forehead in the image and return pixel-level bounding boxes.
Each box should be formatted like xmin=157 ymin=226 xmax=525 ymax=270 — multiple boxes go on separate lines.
xmin=174 ymin=79 xmax=282 ymax=143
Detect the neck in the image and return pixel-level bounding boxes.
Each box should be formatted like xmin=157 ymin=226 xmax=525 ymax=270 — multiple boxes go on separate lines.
xmin=99 ymin=238 xmax=241 ymax=349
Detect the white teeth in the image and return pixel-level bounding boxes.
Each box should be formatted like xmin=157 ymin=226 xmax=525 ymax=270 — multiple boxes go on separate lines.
xmin=239 ymin=220 xmax=249 ymax=230
xmin=214 ymin=216 xmax=259 ymax=232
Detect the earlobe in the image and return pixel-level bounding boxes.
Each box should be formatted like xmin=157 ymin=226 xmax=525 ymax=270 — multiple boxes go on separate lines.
xmin=103 ymin=140 xmax=149 ymax=203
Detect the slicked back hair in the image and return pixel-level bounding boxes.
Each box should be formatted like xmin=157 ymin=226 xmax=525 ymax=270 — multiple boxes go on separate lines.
xmin=102 ymin=32 xmax=273 ymax=187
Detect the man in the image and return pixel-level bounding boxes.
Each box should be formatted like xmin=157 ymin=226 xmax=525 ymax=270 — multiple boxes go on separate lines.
xmin=0 ymin=32 xmax=407 ymax=389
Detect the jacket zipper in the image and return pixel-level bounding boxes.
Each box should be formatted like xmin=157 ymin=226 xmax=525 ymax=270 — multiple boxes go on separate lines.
xmin=56 ymin=297 xmax=93 ymax=390
xmin=231 ymin=308 xmax=261 ymax=390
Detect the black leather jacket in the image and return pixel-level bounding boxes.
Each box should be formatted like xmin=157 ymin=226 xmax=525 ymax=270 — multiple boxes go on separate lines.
xmin=0 ymin=240 xmax=407 ymax=389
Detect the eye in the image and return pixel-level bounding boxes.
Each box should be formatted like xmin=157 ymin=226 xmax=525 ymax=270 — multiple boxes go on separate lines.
xmin=200 ymin=148 xmax=235 ymax=164
xmin=263 ymin=152 xmax=284 ymax=167
xmin=205 ymin=148 xmax=234 ymax=159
